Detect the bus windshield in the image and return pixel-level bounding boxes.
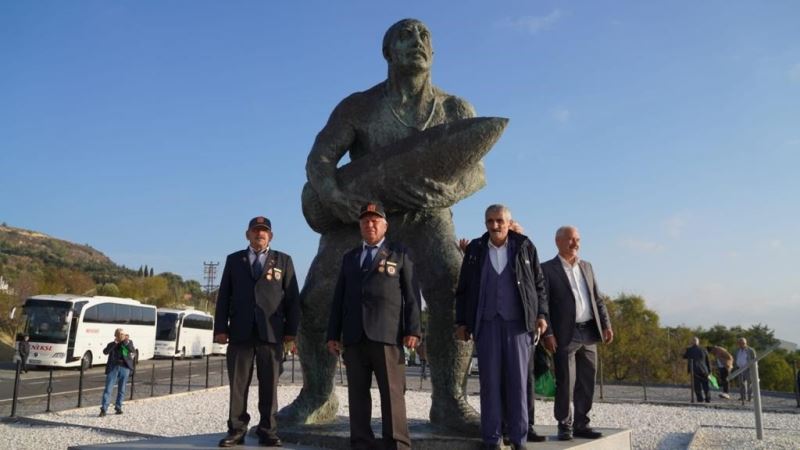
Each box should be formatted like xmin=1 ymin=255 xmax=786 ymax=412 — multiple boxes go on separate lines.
xmin=22 ymin=299 xmax=72 ymax=343
xmin=156 ymin=312 xmax=179 ymax=341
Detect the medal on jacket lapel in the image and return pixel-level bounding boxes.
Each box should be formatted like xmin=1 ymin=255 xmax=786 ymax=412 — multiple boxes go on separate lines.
xmin=274 ymin=268 xmax=282 ymax=281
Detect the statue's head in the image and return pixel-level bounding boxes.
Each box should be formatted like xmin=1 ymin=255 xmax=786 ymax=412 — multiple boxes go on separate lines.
xmin=382 ymin=18 xmax=433 ymax=73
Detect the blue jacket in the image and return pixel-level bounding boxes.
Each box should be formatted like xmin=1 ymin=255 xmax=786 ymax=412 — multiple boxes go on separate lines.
xmin=104 ymin=339 xmax=136 ymax=373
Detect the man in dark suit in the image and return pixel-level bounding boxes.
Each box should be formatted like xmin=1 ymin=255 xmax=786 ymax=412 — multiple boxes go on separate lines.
xmin=542 ymin=226 xmax=613 ymax=441
xmin=683 ymin=337 xmax=711 ymax=403
xmin=326 ymin=202 xmax=421 ymax=450
xmin=455 ymin=204 xmax=548 ymax=450
xmin=214 ymin=216 xmax=300 ymax=448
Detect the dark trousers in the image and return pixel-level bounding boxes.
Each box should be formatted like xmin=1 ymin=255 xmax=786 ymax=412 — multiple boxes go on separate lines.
xmin=476 ymin=318 xmax=529 ymax=446
xmin=343 ymin=339 xmax=410 ymax=450
xmin=693 ymin=374 xmax=710 ymax=401
xmin=554 ymin=325 xmax=598 ymax=429
xmin=20 ymin=355 xmax=28 ymax=372
xmin=718 ymin=366 xmax=730 ymax=394
xmin=226 ymin=340 xmax=281 ymax=436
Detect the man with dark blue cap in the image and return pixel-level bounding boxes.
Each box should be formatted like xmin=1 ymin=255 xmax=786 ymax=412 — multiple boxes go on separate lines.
xmin=214 ymin=216 xmax=300 ymax=447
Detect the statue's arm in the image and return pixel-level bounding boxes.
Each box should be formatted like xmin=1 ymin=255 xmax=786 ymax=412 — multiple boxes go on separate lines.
xmin=305 ymin=99 xmax=362 ymax=222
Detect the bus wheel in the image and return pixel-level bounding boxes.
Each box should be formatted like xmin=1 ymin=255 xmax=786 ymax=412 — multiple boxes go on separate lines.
xmin=81 ymin=351 xmax=93 ymax=371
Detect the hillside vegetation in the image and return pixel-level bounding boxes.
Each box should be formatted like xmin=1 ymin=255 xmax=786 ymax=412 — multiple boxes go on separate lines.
xmin=0 ymin=224 xmax=209 ymax=347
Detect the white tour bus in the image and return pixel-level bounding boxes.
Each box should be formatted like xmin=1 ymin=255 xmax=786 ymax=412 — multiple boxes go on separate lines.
xmin=155 ymin=308 xmax=214 ymax=358
xmin=17 ymin=294 xmax=157 ymax=370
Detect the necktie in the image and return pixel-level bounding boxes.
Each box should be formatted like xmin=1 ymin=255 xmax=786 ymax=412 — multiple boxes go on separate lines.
xmin=361 ymin=246 xmax=377 ymax=271
xmin=252 ymin=253 xmax=263 ymax=279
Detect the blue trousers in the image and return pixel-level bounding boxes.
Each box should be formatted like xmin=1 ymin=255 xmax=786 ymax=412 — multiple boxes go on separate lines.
xmin=476 ymin=318 xmax=530 ymax=445
xmin=101 ymin=365 xmax=130 ymax=412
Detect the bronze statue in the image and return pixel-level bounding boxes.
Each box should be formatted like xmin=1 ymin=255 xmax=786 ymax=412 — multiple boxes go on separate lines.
xmin=280 ymin=18 xmax=507 ymax=432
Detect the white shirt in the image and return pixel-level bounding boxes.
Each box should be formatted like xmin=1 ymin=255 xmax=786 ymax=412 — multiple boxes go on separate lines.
xmin=487 ymin=238 xmax=508 ymax=274
xmin=360 ymin=238 xmax=385 ymax=266
xmin=736 ymin=348 xmax=750 ymax=368
xmin=559 ymin=255 xmax=593 ymax=323
xmin=248 ymin=247 xmax=269 ymax=266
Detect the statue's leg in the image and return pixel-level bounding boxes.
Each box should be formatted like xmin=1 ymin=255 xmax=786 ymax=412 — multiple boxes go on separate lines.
xmin=278 ymin=228 xmax=359 ymax=424
xmin=391 ymin=210 xmax=480 ymax=434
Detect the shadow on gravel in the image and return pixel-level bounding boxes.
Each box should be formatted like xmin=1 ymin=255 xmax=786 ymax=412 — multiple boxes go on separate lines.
xmin=656 ymin=431 xmax=693 ymax=450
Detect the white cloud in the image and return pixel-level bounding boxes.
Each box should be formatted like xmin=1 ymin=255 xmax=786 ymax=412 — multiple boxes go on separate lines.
xmin=552 ymin=107 xmax=571 ymax=124
xmin=500 ymin=10 xmax=563 ymax=34
xmin=619 ymin=237 xmax=665 ymax=253
xmin=788 ymin=63 xmax=800 ymax=82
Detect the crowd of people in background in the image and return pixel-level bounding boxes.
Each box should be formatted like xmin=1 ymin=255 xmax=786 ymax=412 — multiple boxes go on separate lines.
xmin=683 ymin=336 xmax=758 ymax=404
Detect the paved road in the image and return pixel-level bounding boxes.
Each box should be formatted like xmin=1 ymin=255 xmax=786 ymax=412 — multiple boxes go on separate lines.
xmin=2 ymin=358 xmax=797 ymax=417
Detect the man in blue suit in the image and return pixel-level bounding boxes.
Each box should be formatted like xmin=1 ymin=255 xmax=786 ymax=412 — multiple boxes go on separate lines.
xmin=214 ymin=216 xmax=300 ymax=447
xmin=327 ymin=202 xmax=421 ymax=450
xmin=455 ymin=204 xmax=548 ymax=450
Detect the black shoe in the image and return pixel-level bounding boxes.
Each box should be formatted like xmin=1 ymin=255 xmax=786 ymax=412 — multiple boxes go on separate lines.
xmin=705 ymin=398 xmax=710 ymax=403
xmin=502 ymin=434 xmax=510 ymax=446
xmin=557 ymin=424 xmax=573 ymax=441
xmin=573 ymin=427 xmax=603 ymax=439
xmin=480 ymin=445 xmax=501 ymax=450
xmin=114 ymin=408 xmax=123 ymax=415
xmin=259 ymin=436 xmax=282 ymax=447
xmin=527 ymin=429 xmax=546 ymax=442
xmin=218 ymin=430 xmax=246 ymax=447
xmin=511 ymin=444 xmax=526 ymax=450
xmin=98 ymin=409 xmax=106 ymax=417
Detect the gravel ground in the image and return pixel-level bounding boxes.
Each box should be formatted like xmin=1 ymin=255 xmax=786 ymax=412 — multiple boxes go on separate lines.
xmin=4 ymin=385 xmax=799 ymax=450
xmin=688 ymin=425 xmax=800 ymax=449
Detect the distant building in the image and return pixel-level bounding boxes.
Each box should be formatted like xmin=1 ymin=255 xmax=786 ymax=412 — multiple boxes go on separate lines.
xmin=777 ymin=339 xmax=797 ymax=352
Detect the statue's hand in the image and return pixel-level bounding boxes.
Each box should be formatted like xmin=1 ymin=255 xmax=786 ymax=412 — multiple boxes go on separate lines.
xmin=324 ymin=189 xmax=364 ymax=223
xmin=391 ymin=178 xmax=457 ymax=210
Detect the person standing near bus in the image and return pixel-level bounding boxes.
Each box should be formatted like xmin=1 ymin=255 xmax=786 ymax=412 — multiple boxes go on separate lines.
xmin=18 ymin=334 xmax=30 ymax=373
xmin=214 ymin=216 xmax=300 ymax=448
xmin=99 ymin=328 xmax=136 ymax=416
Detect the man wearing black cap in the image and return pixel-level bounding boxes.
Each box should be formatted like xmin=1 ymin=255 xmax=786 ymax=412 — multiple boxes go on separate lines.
xmin=214 ymin=216 xmax=300 ymax=447
xmin=326 ymin=202 xmax=422 ymax=450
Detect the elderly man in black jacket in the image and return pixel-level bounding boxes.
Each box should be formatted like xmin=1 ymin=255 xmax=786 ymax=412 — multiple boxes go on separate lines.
xmin=214 ymin=216 xmax=300 ymax=448
xmin=455 ymin=204 xmax=548 ymax=450
xmin=327 ymin=202 xmax=421 ymax=450
xmin=99 ymin=328 xmax=136 ymax=416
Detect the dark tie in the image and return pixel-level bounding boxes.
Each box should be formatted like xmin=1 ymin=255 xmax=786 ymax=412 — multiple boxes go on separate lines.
xmin=252 ymin=253 xmax=263 ymax=279
xmin=361 ymin=245 xmax=377 ymax=271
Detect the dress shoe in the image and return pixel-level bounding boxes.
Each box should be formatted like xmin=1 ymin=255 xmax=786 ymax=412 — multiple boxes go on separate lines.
xmin=510 ymin=443 xmax=527 ymax=450
xmin=480 ymin=444 xmax=500 ymax=450
xmin=98 ymin=409 xmax=106 ymax=417
xmin=705 ymin=398 xmax=710 ymax=403
xmin=573 ymin=427 xmax=603 ymax=439
xmin=557 ymin=424 xmax=573 ymax=441
xmin=218 ymin=430 xmax=246 ymax=447
xmin=259 ymin=436 xmax=282 ymax=447
xmin=114 ymin=408 xmax=123 ymax=415
xmin=527 ymin=429 xmax=546 ymax=442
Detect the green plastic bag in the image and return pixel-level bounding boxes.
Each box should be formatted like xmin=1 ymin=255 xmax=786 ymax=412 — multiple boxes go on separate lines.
xmin=708 ymin=374 xmax=719 ymax=390
xmin=535 ymin=370 xmax=556 ymax=397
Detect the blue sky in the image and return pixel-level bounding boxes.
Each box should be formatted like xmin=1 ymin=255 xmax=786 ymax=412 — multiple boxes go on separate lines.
xmin=2 ymin=1 xmax=799 ymax=344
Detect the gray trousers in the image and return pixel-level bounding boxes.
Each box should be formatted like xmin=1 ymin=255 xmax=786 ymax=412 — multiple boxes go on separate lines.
xmin=553 ymin=327 xmax=598 ymax=429
xmin=226 ymin=341 xmax=282 ymax=436
xmin=739 ymin=370 xmax=752 ymax=401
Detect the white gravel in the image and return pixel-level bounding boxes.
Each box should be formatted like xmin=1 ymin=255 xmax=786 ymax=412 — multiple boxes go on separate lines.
xmin=4 ymin=385 xmax=799 ymax=449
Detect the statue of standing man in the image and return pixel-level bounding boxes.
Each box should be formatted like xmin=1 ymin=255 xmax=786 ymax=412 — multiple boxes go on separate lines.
xmin=281 ymin=18 xmax=506 ymax=432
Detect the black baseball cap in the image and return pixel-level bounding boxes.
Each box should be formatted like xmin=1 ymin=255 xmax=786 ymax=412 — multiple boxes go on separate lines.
xmin=359 ymin=202 xmax=386 ymax=219
xmin=248 ymin=216 xmax=272 ymax=231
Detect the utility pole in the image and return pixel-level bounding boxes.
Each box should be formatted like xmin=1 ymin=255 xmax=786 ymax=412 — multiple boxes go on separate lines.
xmin=202 ymin=261 xmax=219 ymax=312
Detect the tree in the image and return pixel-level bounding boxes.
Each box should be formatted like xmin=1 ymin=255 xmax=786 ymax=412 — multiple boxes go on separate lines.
xmin=744 ymin=324 xmax=779 ymax=352
xmin=149 ymin=267 xmax=154 ymax=277
xmin=602 ymin=293 xmax=662 ymax=382
xmin=137 ymin=266 xmax=143 ymax=277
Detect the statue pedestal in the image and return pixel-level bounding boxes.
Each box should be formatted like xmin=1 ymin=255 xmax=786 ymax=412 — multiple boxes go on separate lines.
xmin=69 ymin=420 xmax=632 ymax=450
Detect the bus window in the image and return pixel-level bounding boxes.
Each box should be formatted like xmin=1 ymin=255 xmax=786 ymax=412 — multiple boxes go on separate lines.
xmin=143 ymin=308 xmax=156 ymax=326
xmin=84 ymin=305 xmax=99 ymax=322
xmin=98 ymin=304 xmax=114 ymax=323
xmin=115 ymin=305 xmax=131 ymax=324
xmin=22 ymin=299 xmax=72 ymax=344
xmin=156 ymin=312 xmax=179 ymax=341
